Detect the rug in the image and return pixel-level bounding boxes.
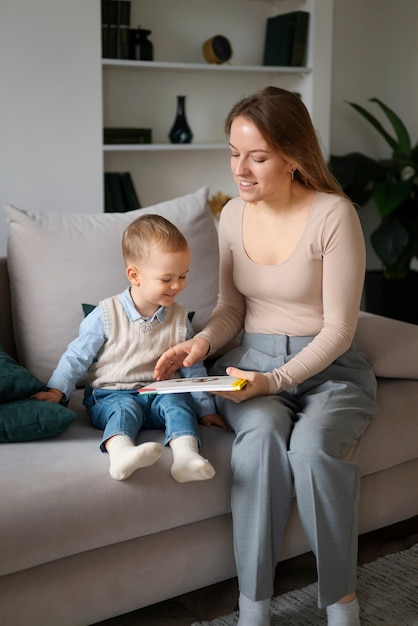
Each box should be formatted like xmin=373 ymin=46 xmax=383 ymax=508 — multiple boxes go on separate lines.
xmin=192 ymin=543 xmax=418 ymax=626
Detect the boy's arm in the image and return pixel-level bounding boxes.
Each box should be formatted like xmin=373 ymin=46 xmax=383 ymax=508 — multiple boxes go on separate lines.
xmin=34 ymin=307 xmax=106 ymax=403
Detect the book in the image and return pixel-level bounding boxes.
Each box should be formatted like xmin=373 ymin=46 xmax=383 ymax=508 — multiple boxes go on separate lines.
xmin=263 ymin=13 xmax=294 ymax=66
xmin=120 ymin=172 xmax=141 ymax=211
xmin=104 ymin=173 xmax=114 ymax=212
xmin=102 ymin=1 xmax=131 ymax=59
xmin=105 ymin=172 xmax=126 ymax=212
xmin=116 ymin=0 xmax=131 ymax=60
xmin=104 ymin=127 xmax=152 ymax=144
xmin=138 ymin=376 xmax=247 ymax=395
xmin=290 ymin=12 xmax=310 ymax=67
xmin=101 ymin=0 xmax=110 ymax=58
xmin=263 ymin=11 xmax=310 ymax=67
xmin=104 ymin=172 xmax=141 ymax=212
xmin=102 ymin=0 xmax=118 ymax=58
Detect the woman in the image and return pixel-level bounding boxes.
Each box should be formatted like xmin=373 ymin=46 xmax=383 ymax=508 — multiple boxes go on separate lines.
xmin=154 ymin=86 xmax=379 ymax=626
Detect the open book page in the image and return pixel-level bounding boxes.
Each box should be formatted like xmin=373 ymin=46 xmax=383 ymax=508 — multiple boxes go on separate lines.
xmin=138 ymin=376 xmax=247 ymax=395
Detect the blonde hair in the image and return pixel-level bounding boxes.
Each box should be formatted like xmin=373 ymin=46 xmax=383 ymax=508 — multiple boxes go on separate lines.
xmin=122 ymin=214 xmax=188 ymax=266
xmin=225 ymin=86 xmax=347 ymax=197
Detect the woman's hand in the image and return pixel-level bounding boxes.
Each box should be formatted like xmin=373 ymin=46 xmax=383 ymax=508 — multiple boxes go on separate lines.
xmin=213 ymin=367 xmax=269 ymax=403
xmin=154 ymin=337 xmax=210 ymax=380
xmin=31 ymin=388 xmax=64 ymax=403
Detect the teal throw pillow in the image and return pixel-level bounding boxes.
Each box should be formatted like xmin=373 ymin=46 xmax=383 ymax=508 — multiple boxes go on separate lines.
xmin=0 ymin=344 xmax=46 ymax=401
xmin=0 ymin=398 xmax=76 ymax=443
xmin=0 ymin=344 xmax=76 ymax=442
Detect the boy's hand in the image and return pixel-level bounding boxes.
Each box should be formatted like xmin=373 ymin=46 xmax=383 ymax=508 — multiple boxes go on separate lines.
xmin=31 ymin=388 xmax=64 ymax=403
xmin=200 ymin=413 xmax=233 ymax=431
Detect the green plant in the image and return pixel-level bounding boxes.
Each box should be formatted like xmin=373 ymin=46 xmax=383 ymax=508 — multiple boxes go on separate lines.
xmin=329 ymin=98 xmax=418 ymax=279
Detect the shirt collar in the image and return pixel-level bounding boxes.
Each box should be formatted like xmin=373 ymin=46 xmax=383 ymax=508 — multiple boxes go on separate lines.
xmin=120 ymin=287 xmax=167 ymax=324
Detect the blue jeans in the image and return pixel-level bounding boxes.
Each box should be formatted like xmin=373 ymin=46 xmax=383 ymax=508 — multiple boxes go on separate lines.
xmin=84 ymin=389 xmax=201 ymax=452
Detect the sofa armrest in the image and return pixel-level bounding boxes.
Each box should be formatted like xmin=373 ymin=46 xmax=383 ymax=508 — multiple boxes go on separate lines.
xmin=356 ymin=311 xmax=418 ymax=379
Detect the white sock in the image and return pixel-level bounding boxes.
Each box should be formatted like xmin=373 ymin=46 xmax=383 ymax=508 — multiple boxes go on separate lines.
xmin=169 ymin=435 xmax=215 ymax=483
xmin=237 ymin=593 xmax=271 ymax=626
xmin=326 ymin=597 xmax=360 ymax=626
xmin=106 ymin=435 xmax=163 ymax=480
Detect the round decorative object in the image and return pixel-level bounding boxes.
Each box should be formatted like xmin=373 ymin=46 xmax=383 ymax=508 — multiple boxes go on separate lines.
xmin=202 ymin=35 xmax=233 ymax=64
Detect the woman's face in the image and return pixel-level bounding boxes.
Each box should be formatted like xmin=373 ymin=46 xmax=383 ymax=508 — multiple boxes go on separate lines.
xmin=229 ymin=115 xmax=292 ymax=203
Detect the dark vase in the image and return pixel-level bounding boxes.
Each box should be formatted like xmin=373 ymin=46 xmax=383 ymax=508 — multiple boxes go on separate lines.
xmin=168 ymin=96 xmax=193 ymax=144
xmin=129 ymin=28 xmax=153 ymax=61
xmin=363 ymin=269 xmax=418 ymax=324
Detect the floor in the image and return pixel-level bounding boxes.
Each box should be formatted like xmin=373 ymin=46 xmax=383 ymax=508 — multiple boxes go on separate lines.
xmin=93 ymin=516 xmax=418 ymax=626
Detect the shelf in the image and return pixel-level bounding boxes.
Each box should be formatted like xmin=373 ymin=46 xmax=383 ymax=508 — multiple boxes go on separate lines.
xmin=103 ymin=143 xmax=229 ymax=152
xmin=102 ymin=59 xmax=311 ymax=75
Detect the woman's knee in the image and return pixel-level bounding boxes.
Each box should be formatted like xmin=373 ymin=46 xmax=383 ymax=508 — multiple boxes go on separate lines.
xmin=220 ymin=396 xmax=293 ymax=439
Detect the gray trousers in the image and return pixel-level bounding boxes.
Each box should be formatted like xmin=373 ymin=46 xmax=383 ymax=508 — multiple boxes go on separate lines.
xmin=212 ymin=333 xmax=379 ymax=608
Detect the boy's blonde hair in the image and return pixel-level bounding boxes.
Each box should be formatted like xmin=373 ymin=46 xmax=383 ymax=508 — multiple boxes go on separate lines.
xmin=122 ymin=214 xmax=188 ymax=266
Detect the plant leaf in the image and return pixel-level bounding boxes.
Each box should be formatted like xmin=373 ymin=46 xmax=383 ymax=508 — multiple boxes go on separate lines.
xmin=373 ymin=179 xmax=414 ymax=218
xmin=370 ymin=98 xmax=412 ymax=156
xmin=371 ymin=217 xmax=409 ymax=271
xmin=347 ymin=101 xmax=398 ymax=152
xmin=329 ymin=152 xmax=382 ymax=204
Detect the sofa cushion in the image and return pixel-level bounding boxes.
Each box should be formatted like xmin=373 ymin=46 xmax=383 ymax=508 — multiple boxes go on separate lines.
xmin=356 ymin=312 xmax=418 ymax=379
xmin=0 ymin=390 xmax=234 ymax=578
xmin=4 ymin=188 xmax=219 ymax=382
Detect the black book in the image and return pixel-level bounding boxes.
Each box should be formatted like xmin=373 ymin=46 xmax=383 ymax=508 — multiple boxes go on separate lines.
xmin=116 ymin=1 xmax=131 ymax=60
xmin=105 ymin=173 xmax=126 ymax=212
xmin=263 ymin=13 xmax=294 ymax=66
xmin=120 ymin=173 xmax=141 ymax=211
xmin=263 ymin=11 xmax=310 ymax=67
xmin=290 ymin=11 xmax=310 ymax=67
xmin=102 ymin=0 xmax=118 ymax=58
xmin=104 ymin=173 xmax=114 ymax=212
xmin=101 ymin=0 xmax=109 ymax=58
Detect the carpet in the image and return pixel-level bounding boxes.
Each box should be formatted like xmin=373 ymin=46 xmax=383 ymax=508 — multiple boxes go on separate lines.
xmin=192 ymin=543 xmax=418 ymax=626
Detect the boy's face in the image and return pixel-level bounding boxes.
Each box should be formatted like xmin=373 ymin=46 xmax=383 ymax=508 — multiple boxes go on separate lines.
xmin=127 ymin=245 xmax=190 ymax=317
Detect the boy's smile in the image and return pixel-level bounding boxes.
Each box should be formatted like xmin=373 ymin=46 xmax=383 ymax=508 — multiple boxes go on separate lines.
xmin=127 ymin=245 xmax=190 ymax=318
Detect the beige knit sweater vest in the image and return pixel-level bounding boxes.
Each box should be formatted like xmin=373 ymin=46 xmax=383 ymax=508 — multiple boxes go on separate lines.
xmin=87 ymin=295 xmax=188 ymax=390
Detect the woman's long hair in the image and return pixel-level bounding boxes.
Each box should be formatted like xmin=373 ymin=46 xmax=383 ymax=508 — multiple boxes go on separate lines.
xmin=225 ymin=86 xmax=346 ymax=197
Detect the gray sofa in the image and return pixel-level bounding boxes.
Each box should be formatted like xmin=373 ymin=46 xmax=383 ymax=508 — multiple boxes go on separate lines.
xmin=1 ymin=189 xmax=418 ymax=626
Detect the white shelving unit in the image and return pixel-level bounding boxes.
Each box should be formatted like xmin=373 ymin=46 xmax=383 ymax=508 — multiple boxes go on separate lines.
xmin=102 ymin=0 xmax=333 ymax=207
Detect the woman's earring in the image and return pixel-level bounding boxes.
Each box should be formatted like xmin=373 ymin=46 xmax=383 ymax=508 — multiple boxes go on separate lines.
xmin=291 ymin=169 xmax=295 ymax=181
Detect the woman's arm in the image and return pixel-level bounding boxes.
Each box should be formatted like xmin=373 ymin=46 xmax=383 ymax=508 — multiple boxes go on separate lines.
xmin=265 ymin=200 xmax=366 ymax=394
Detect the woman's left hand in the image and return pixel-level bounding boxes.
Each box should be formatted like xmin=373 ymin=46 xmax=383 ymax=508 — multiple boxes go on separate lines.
xmin=214 ymin=367 xmax=269 ymax=403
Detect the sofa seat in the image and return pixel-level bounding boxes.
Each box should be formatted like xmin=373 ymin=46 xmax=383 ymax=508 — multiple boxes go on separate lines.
xmin=1 ymin=376 xmax=417 ymax=590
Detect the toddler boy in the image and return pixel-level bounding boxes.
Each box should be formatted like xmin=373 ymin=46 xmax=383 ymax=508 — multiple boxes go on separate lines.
xmin=33 ymin=214 xmax=228 ymax=481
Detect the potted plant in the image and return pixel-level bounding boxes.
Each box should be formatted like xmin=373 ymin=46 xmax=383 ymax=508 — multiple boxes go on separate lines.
xmin=329 ymin=98 xmax=418 ymax=323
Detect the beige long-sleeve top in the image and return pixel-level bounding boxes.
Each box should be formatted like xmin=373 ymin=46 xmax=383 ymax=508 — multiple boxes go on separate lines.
xmin=198 ymin=192 xmax=366 ymax=394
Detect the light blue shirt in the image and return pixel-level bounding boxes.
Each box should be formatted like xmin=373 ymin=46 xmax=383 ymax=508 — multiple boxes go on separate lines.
xmin=48 ymin=288 xmax=216 ymax=418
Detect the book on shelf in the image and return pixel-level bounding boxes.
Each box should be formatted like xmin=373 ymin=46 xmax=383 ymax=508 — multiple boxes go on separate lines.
xmin=104 ymin=172 xmax=140 ymax=212
xmin=101 ymin=0 xmax=131 ymax=60
xmin=120 ymin=172 xmax=141 ymax=211
xmin=263 ymin=11 xmax=310 ymax=67
xmin=138 ymin=376 xmax=247 ymax=395
xmin=290 ymin=11 xmax=310 ymax=66
xmin=104 ymin=127 xmax=152 ymax=144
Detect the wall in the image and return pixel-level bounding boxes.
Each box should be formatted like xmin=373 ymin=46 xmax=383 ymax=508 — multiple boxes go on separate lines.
xmin=0 ymin=0 xmax=103 ymax=256
xmin=1 ymin=1 xmax=416 ymax=265
xmin=331 ymin=0 xmax=418 ymax=269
